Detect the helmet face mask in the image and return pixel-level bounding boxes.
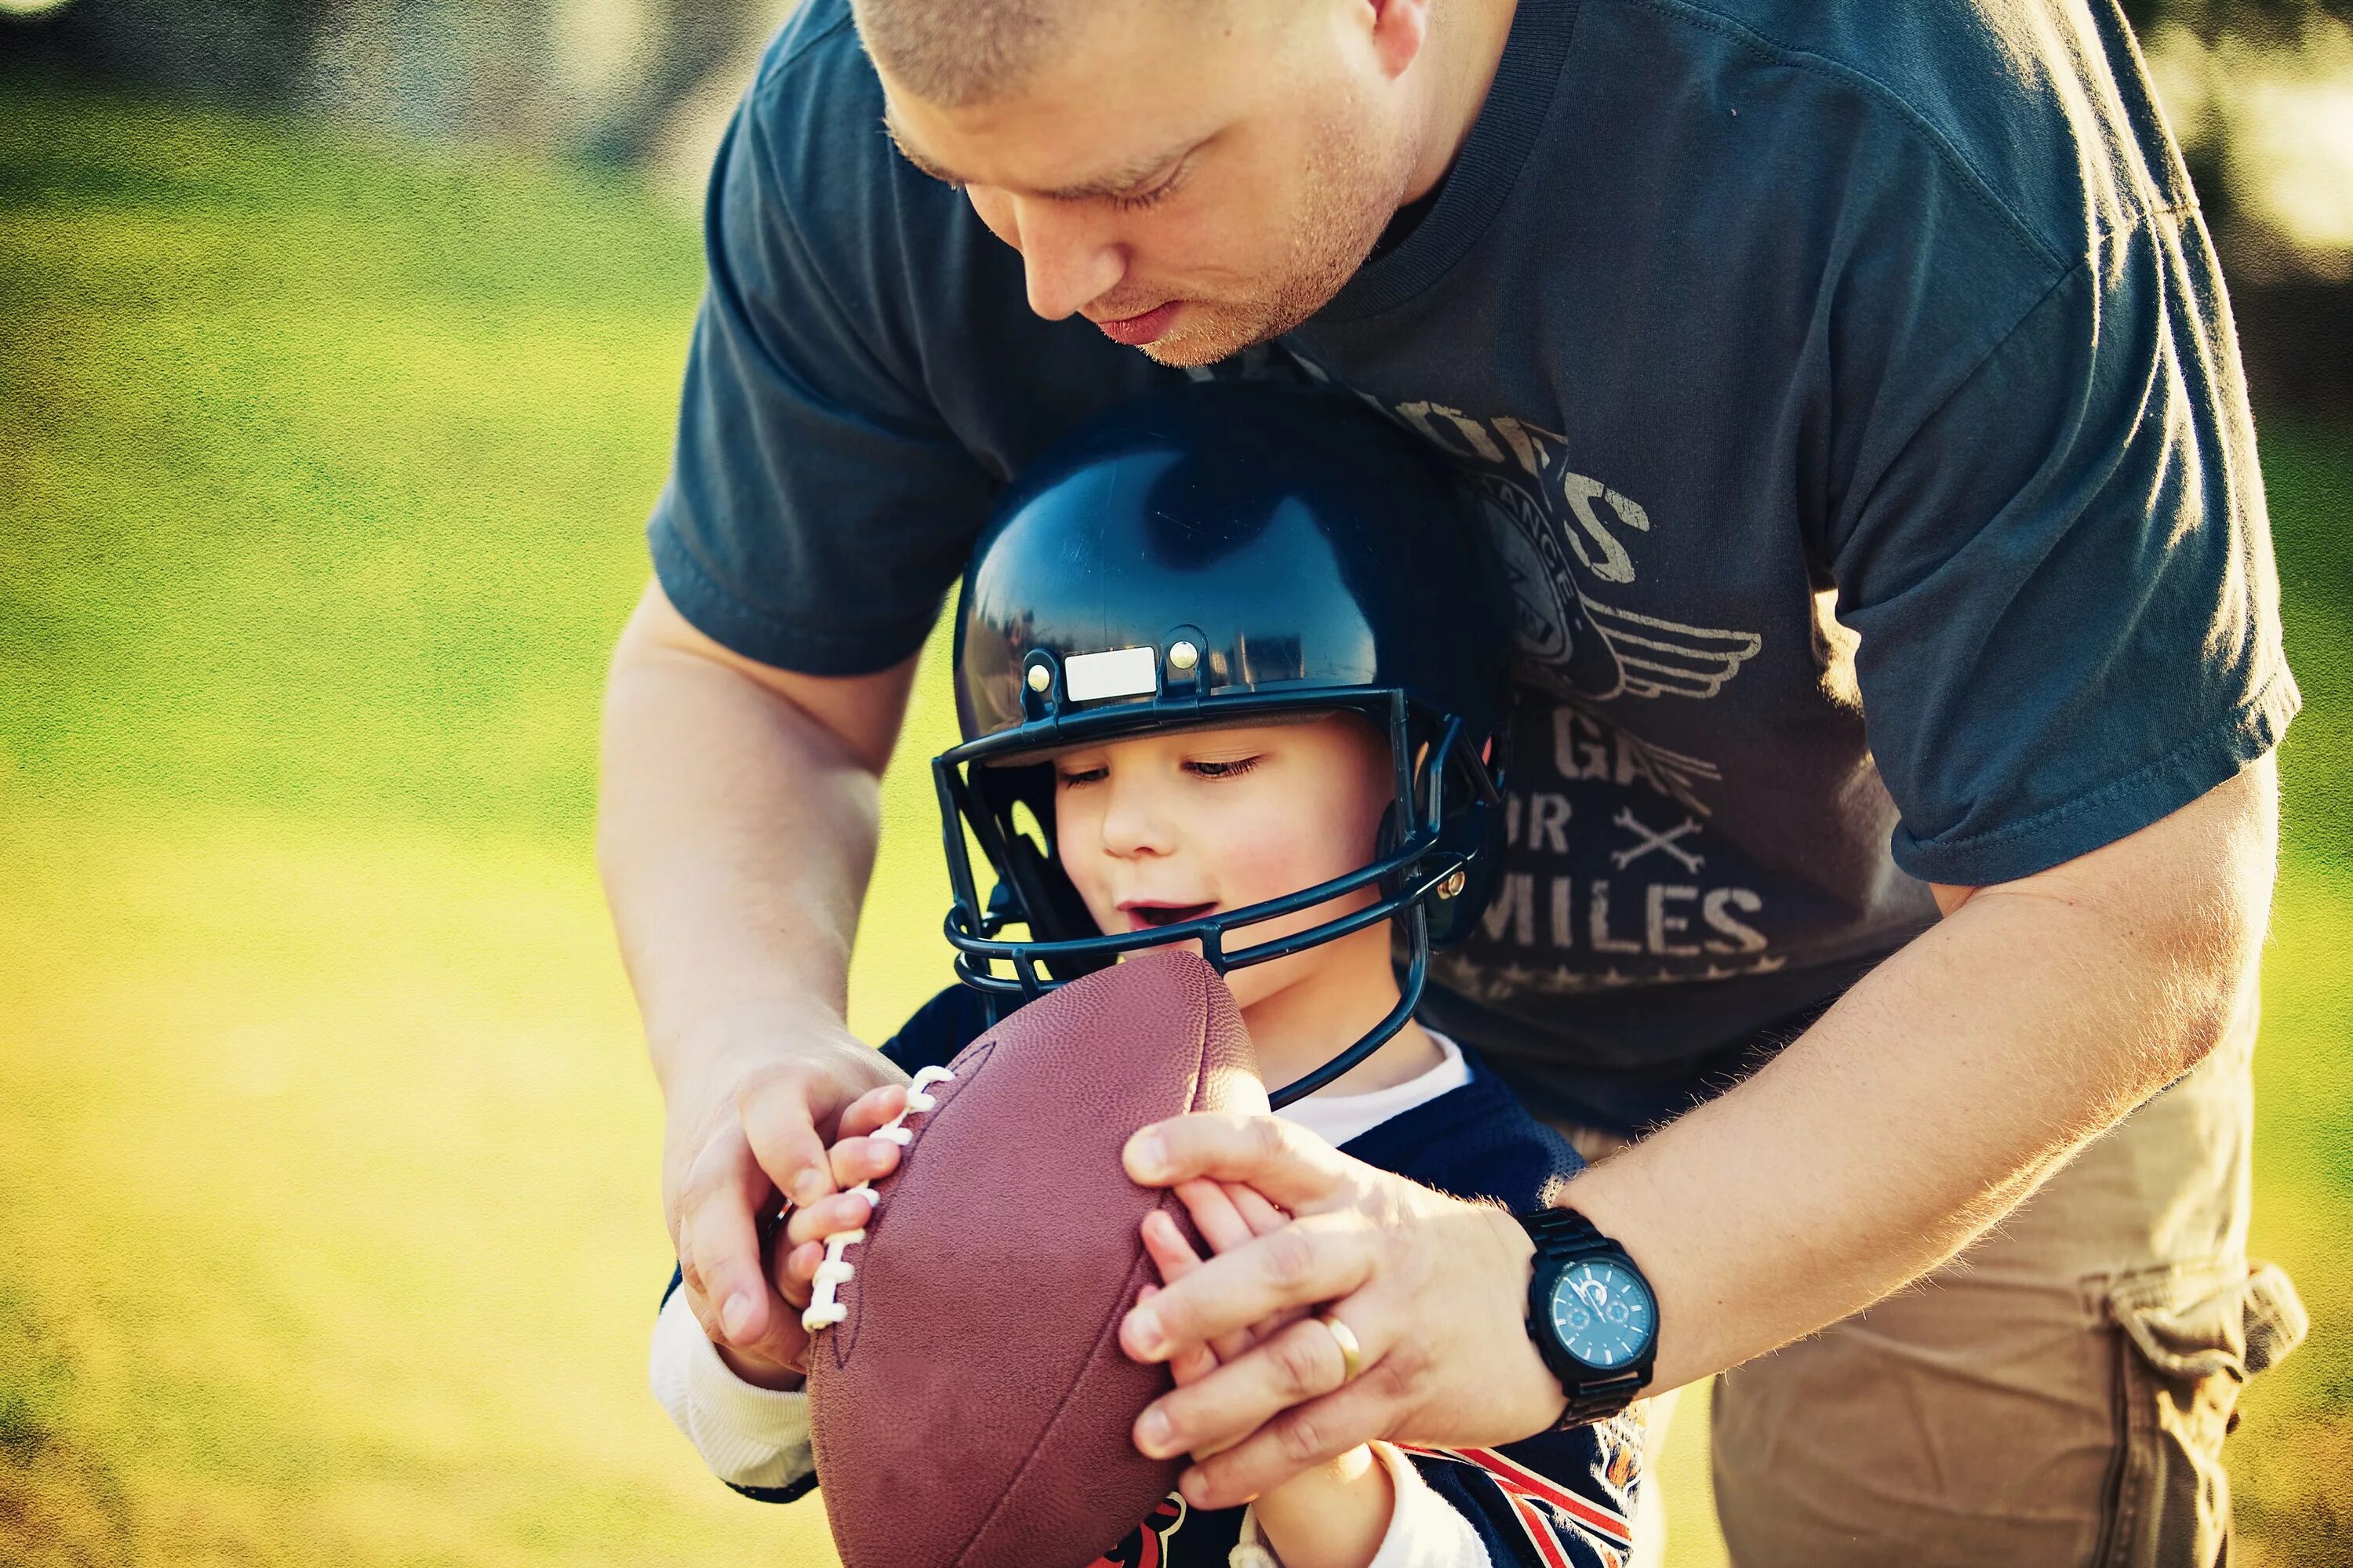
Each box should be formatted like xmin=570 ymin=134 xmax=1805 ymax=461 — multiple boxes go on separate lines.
xmin=935 ymin=382 xmax=1513 ymax=1106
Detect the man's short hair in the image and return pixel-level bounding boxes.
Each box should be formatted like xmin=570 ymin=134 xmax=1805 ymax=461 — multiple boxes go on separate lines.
xmin=854 ymin=0 xmax=1222 ymax=107
xmin=851 ymin=0 xmax=1070 ymax=107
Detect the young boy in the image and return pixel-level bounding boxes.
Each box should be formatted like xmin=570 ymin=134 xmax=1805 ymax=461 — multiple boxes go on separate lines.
xmin=651 ymin=383 xmax=1644 ymax=1568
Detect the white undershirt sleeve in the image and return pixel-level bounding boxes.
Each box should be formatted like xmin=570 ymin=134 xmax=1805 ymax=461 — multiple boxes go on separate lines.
xmin=649 ymin=1286 xmax=817 ymax=1493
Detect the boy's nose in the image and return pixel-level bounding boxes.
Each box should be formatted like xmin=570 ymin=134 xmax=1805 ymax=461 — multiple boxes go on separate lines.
xmin=1096 ymin=785 xmax=1178 ymax=860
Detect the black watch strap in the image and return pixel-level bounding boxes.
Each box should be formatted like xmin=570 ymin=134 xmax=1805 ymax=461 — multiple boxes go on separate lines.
xmin=1518 ymin=1207 xmax=1655 ymax=1429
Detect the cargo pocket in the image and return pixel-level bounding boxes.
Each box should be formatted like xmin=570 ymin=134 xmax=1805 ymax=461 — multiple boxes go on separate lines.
xmin=2094 ymin=1259 xmax=2308 ymax=1568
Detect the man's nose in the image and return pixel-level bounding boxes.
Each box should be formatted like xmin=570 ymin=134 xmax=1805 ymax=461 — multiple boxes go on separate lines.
xmin=1006 ymin=198 xmax=1126 ymax=321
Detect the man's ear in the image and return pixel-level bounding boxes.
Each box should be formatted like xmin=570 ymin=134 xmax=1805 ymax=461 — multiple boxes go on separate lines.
xmin=1364 ymin=0 xmax=1435 ymax=82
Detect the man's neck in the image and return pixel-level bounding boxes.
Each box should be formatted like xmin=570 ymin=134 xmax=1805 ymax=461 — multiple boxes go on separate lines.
xmin=1402 ymin=0 xmax=1521 ymax=204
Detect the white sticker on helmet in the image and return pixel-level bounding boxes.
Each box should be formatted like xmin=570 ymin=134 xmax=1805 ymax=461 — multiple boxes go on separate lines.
xmin=1063 ymin=646 xmax=1159 ymax=701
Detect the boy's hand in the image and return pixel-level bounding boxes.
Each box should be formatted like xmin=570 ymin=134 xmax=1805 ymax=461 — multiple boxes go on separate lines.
xmin=1140 ymin=1179 xmax=1305 ymax=1402
xmin=1143 ymin=1182 xmax=1398 ymax=1566
xmin=704 ymin=1082 xmax=915 ymax=1388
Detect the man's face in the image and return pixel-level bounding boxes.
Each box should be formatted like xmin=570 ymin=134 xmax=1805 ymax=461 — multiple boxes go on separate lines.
xmin=874 ymin=0 xmax=1420 ymax=366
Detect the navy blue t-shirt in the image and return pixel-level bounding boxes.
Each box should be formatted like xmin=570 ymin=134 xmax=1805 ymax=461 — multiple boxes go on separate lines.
xmin=649 ymin=0 xmax=2295 ymax=1130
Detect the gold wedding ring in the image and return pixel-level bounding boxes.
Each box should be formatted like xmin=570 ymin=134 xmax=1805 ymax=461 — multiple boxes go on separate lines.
xmin=1318 ymin=1313 xmax=1365 ymax=1384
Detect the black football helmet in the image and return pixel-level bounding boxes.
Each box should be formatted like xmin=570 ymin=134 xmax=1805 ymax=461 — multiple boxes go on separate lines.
xmin=935 ymin=380 xmax=1512 ymax=1105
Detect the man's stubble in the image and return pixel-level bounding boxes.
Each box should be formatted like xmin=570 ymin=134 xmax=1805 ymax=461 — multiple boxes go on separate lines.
xmin=1140 ymin=82 xmax=1417 ymax=369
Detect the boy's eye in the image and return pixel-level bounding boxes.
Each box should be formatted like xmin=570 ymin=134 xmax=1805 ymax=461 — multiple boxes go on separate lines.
xmin=1056 ymin=766 xmax=1107 ymax=788
xmin=1185 ymin=755 xmax=1261 ymax=780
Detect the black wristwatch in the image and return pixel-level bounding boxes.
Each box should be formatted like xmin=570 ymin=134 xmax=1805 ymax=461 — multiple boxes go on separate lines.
xmin=1515 ymin=1207 xmax=1658 ymax=1429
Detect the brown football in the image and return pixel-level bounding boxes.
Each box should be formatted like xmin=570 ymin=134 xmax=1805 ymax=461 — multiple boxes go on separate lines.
xmin=804 ymin=950 xmax=1265 ymax=1568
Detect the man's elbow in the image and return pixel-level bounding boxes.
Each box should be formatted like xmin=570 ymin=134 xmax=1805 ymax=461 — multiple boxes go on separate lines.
xmin=2135 ymin=754 xmax=2279 ymax=1079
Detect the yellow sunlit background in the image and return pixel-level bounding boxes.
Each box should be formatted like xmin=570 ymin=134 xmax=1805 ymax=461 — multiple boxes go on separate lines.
xmin=2 ymin=3 xmax=2348 ymax=1564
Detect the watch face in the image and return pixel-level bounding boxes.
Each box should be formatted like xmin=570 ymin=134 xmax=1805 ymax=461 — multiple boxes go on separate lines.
xmin=1544 ymin=1259 xmax=1656 ymax=1370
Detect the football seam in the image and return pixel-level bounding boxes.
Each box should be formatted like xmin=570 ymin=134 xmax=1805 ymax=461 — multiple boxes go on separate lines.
xmin=940 ymin=997 xmax=1209 ymax=1566
xmin=825 ymin=1039 xmax=998 ymax=1371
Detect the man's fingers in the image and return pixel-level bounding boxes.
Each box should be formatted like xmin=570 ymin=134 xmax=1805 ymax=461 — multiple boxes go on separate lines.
xmin=784 ymin=1187 xmax=877 ymax=1250
xmin=1132 ymin=1312 xmax=1365 ymax=1466
xmin=740 ymin=1068 xmax=850 ymax=1210
xmin=1121 ymin=1215 xmax=1373 ymax=1365
xmin=1176 ymin=1358 xmax=1404 ymax=1510
xmin=678 ymin=1131 xmax=783 ymax=1348
xmin=1124 ymin=1111 xmax=1351 ymax=1211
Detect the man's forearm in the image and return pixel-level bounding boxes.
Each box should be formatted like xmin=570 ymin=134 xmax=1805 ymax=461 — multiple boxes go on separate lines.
xmin=1562 ymin=759 xmax=2277 ymax=1391
xmin=596 ymin=584 xmax=907 ymax=1102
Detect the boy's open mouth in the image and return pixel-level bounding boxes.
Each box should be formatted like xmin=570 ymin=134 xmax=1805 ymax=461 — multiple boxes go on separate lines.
xmin=1122 ymin=901 xmax=1217 ymax=932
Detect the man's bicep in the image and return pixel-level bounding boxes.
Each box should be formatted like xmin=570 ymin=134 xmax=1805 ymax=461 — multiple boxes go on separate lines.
xmin=1835 ymin=213 xmax=2293 ymax=891
xmin=1937 ymin=755 xmax=2275 ymax=981
xmin=616 ymin=577 xmax=920 ymax=777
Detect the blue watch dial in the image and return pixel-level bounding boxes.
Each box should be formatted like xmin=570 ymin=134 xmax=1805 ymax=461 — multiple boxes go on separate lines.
xmin=1545 ymin=1260 xmax=1656 ymax=1370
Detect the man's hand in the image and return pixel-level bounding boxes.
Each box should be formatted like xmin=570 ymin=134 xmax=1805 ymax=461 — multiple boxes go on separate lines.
xmin=689 ymin=1081 xmax=918 ymax=1388
xmin=1116 ymin=1116 xmax=1563 ymax=1510
xmin=600 ymin=580 xmax=920 ymax=1361
xmin=1115 ymin=761 xmax=2276 ymax=1511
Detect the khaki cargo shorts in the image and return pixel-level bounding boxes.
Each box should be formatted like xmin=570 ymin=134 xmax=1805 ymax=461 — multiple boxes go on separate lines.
xmin=1562 ymin=991 xmax=2307 ymax=1567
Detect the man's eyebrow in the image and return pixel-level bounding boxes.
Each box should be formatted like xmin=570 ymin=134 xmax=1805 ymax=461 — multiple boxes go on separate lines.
xmin=880 ymin=111 xmax=1198 ymax=201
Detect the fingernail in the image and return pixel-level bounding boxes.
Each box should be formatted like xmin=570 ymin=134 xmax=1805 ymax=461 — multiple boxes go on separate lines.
xmin=1127 ymin=1308 xmax=1165 ymax=1359
xmin=1128 ymin=1131 xmax=1167 ymax=1183
xmin=791 ymin=1170 xmax=827 ymax=1206
xmin=1136 ymin=1409 xmax=1173 ymax=1457
xmin=721 ymin=1293 xmax=756 ymax=1342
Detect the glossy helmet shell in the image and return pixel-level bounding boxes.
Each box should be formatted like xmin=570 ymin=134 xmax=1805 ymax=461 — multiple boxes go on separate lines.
xmin=934 ymin=380 xmax=1512 ymax=1101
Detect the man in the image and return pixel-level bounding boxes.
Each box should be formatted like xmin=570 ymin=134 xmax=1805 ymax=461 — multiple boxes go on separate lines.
xmin=598 ymin=0 xmax=2306 ymax=1561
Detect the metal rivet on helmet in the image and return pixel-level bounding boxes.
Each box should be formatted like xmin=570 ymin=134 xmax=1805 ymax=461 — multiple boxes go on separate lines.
xmin=1167 ymin=640 xmax=1200 ymax=673
xmin=1025 ymin=664 xmax=1052 ymax=693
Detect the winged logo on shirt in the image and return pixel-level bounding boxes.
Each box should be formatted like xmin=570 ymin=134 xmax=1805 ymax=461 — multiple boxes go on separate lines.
xmin=1466 ymin=470 xmax=1762 ymax=703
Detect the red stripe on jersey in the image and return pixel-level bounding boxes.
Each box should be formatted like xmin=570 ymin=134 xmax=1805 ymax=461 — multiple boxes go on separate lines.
xmin=1400 ymin=1444 xmax=1635 ymax=1548
xmin=1505 ymin=1490 xmax=1576 ymax=1568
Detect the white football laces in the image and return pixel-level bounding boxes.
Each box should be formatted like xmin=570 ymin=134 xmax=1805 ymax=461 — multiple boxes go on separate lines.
xmin=800 ymin=1064 xmax=956 ymax=1335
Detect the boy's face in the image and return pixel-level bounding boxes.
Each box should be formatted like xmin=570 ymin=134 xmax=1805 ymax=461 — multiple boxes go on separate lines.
xmin=1048 ymin=713 xmax=1395 ymax=1010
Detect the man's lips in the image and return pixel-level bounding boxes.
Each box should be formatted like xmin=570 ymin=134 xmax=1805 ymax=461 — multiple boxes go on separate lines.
xmin=1120 ymin=900 xmax=1217 ymax=933
xmin=1091 ymin=300 xmax=1182 ymax=346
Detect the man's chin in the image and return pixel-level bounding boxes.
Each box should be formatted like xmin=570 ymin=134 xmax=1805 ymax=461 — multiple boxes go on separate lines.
xmin=1130 ymin=302 xmax=1295 ymax=369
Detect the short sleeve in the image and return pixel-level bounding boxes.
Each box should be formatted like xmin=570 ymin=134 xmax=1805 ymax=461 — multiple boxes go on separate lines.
xmin=1831 ymin=208 xmax=2297 ymax=886
xmin=647 ymin=39 xmax=997 ymax=675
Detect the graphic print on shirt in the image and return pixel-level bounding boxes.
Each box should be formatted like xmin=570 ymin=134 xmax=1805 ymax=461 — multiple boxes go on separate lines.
xmin=1244 ymin=354 xmax=1795 ymax=1001
xmin=1088 ymin=1493 xmax=1191 ymax=1568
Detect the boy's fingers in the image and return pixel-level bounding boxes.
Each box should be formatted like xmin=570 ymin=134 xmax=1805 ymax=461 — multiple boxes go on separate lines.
xmin=1224 ymin=1181 xmax=1290 ymax=1237
xmin=827 ymin=1135 xmax=901 ymax=1190
xmin=784 ymin=1188 xmax=878 ymax=1249
xmin=776 ymin=1239 xmax=826 ymax=1309
xmin=837 ymin=1085 xmax=909 ymax=1139
xmin=1148 ymin=1282 xmax=1227 ymax=1391
xmin=1142 ymin=1210 xmax=1260 ymax=1364
xmin=1174 ymin=1178 xmax=1257 ymax=1255
xmin=1141 ymin=1210 xmax=1206 ymax=1282
xmin=1172 ymin=1341 xmax=1221 ymax=1388
xmin=1121 ymin=1216 xmax=1373 ymax=1365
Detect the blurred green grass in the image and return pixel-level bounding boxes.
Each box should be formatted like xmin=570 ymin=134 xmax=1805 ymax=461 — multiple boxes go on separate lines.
xmin=1 ymin=79 xmax=2344 ymax=1567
